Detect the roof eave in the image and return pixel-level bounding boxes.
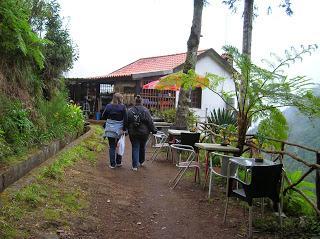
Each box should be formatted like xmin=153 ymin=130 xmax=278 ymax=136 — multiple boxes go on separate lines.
xmin=172 ymin=49 xmax=236 ymax=75
xmin=132 ymin=70 xmax=173 ymax=80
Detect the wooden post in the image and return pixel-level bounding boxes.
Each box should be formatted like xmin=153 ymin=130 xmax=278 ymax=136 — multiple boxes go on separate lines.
xmin=95 ymin=83 xmax=100 ymax=112
xmin=280 ymin=142 xmax=285 ymax=162
xmin=316 ymin=152 xmax=320 ymax=213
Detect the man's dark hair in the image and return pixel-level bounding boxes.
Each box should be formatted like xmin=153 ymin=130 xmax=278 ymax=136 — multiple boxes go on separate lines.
xmin=135 ymin=95 xmax=142 ymax=104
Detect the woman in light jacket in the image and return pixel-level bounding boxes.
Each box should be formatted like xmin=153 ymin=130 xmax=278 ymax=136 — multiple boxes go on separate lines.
xmin=103 ymin=93 xmax=127 ymax=168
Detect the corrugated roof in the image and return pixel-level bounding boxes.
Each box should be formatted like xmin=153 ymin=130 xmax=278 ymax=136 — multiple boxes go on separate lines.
xmin=106 ymin=49 xmax=207 ymax=77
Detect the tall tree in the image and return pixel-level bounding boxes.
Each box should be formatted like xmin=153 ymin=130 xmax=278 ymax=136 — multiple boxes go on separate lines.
xmin=223 ymin=0 xmax=293 ymax=153
xmin=242 ymin=0 xmax=254 ymax=57
xmin=174 ymin=0 xmax=205 ymax=128
xmin=223 ymin=0 xmax=293 ymax=57
xmin=28 ymin=0 xmax=78 ymax=98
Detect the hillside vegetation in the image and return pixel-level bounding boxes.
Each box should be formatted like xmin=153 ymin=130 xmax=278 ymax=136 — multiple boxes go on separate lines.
xmin=0 ymin=0 xmax=83 ymax=164
xmin=283 ymin=87 xmax=320 ymax=178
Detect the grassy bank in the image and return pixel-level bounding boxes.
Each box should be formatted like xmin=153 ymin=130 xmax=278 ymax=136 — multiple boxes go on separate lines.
xmin=0 ymin=125 xmax=106 ymax=238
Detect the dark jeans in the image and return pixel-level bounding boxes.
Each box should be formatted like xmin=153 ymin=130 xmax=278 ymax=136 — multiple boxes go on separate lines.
xmin=108 ymin=137 xmax=122 ymax=167
xmin=129 ymin=136 xmax=148 ymax=168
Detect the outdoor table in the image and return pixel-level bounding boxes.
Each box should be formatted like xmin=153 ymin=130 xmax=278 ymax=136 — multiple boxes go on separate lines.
xmin=227 ymin=157 xmax=277 ymax=183
xmin=226 ymin=157 xmax=277 ymax=187
xmin=226 ymin=157 xmax=279 ymax=201
xmin=152 ymin=117 xmax=164 ymax=122
xmin=229 ymin=157 xmax=276 ymax=168
xmin=194 ymin=143 xmax=240 ymax=188
xmin=154 ymin=121 xmax=172 ymax=130
xmin=167 ymin=129 xmax=191 ymax=136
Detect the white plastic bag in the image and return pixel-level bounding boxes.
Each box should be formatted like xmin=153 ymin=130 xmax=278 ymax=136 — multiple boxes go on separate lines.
xmin=117 ymin=135 xmax=125 ymax=156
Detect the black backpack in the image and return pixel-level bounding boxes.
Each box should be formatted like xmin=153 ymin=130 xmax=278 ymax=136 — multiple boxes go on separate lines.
xmin=131 ymin=107 xmax=142 ymax=128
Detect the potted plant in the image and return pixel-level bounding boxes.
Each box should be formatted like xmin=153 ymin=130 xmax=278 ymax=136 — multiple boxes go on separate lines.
xmin=219 ymin=124 xmax=236 ymax=146
xmin=252 ymin=133 xmax=265 ymax=162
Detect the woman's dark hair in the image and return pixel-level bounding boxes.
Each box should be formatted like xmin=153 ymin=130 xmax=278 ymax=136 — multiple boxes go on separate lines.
xmin=135 ymin=95 xmax=142 ymax=104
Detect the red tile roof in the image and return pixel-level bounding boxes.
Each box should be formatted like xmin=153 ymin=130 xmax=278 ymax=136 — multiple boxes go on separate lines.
xmin=107 ymin=49 xmax=207 ymax=77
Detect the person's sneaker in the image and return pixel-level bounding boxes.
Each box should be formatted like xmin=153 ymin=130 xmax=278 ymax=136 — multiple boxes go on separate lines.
xmin=132 ymin=167 xmax=138 ymax=171
xmin=139 ymin=162 xmax=145 ymax=167
xmin=116 ymin=164 xmax=122 ymax=167
xmin=109 ymin=165 xmax=115 ymax=169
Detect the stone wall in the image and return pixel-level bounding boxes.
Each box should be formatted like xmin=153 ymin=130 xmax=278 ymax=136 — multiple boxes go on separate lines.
xmin=0 ymin=126 xmax=91 ymax=192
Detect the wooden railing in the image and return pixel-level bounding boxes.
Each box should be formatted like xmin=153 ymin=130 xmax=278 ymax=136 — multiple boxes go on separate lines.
xmin=196 ymin=121 xmax=320 ymax=216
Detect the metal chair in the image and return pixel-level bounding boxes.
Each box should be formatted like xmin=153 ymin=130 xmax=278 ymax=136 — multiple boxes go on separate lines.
xmin=178 ymin=132 xmax=201 ymax=180
xmin=169 ymin=144 xmax=201 ymax=189
xmin=173 ymin=132 xmax=200 ymax=161
xmin=150 ymin=131 xmax=170 ymax=161
xmin=224 ymin=163 xmax=283 ymax=238
xmin=208 ymin=152 xmax=238 ymax=198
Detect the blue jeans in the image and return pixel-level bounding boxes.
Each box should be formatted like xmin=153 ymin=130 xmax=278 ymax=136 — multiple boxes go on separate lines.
xmin=129 ymin=136 xmax=148 ymax=168
xmin=108 ymin=137 xmax=122 ymax=167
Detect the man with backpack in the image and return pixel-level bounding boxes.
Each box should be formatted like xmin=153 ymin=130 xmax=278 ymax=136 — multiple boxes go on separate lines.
xmin=127 ymin=95 xmax=157 ymax=171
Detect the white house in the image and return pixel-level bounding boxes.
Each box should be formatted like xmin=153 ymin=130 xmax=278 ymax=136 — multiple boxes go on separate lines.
xmin=178 ymin=49 xmax=235 ymax=120
xmin=67 ymin=48 xmax=236 ymax=120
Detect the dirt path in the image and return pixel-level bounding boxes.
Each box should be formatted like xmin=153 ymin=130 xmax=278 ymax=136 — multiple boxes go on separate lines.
xmin=64 ymin=138 xmax=248 ymax=239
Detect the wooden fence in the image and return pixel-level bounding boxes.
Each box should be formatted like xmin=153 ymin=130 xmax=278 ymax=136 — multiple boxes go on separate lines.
xmin=197 ymin=121 xmax=320 ymax=216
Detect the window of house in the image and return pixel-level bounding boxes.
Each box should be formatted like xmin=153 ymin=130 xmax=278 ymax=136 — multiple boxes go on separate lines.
xmin=100 ymin=84 xmax=114 ymax=94
xmin=190 ymin=87 xmax=202 ymax=108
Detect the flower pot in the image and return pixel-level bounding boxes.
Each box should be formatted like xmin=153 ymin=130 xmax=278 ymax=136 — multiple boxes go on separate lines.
xmin=220 ymin=142 xmax=230 ymax=146
xmin=254 ymin=157 xmax=264 ymax=163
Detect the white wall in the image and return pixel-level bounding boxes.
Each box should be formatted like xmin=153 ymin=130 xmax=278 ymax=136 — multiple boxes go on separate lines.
xmin=194 ymin=55 xmax=235 ymax=120
xmin=175 ymin=55 xmax=236 ymax=121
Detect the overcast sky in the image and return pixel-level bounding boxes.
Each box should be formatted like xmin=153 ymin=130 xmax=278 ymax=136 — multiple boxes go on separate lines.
xmin=59 ymin=0 xmax=320 ymax=83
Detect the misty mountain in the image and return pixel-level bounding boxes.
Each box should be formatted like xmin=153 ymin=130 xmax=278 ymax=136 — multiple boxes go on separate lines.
xmin=281 ymin=87 xmax=320 ymax=182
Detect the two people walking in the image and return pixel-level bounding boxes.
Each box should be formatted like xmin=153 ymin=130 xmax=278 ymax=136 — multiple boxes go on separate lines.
xmin=103 ymin=93 xmax=157 ymax=171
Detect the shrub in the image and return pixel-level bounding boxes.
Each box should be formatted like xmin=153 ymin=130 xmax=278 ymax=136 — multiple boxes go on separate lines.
xmin=254 ymin=214 xmax=320 ymax=237
xmin=0 ymin=97 xmax=36 ymax=152
xmin=0 ymin=91 xmax=84 ymax=162
xmin=154 ymin=108 xmax=198 ymax=129
xmin=0 ymin=129 xmax=12 ymax=158
xmin=37 ymin=91 xmax=84 ymax=140
xmin=283 ymin=170 xmax=316 ymax=216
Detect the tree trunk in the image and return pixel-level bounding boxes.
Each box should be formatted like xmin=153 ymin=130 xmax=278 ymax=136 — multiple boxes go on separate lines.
xmin=236 ymin=112 xmax=248 ymax=156
xmin=174 ymin=0 xmax=204 ymax=128
xmin=234 ymin=0 xmax=254 ymax=154
xmin=242 ymin=0 xmax=254 ymax=57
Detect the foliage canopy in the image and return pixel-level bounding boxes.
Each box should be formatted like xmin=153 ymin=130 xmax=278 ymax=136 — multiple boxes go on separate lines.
xmin=0 ymin=0 xmax=46 ymax=68
xmin=0 ymin=0 xmax=82 ymax=161
xmin=180 ymin=44 xmax=319 ymax=153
